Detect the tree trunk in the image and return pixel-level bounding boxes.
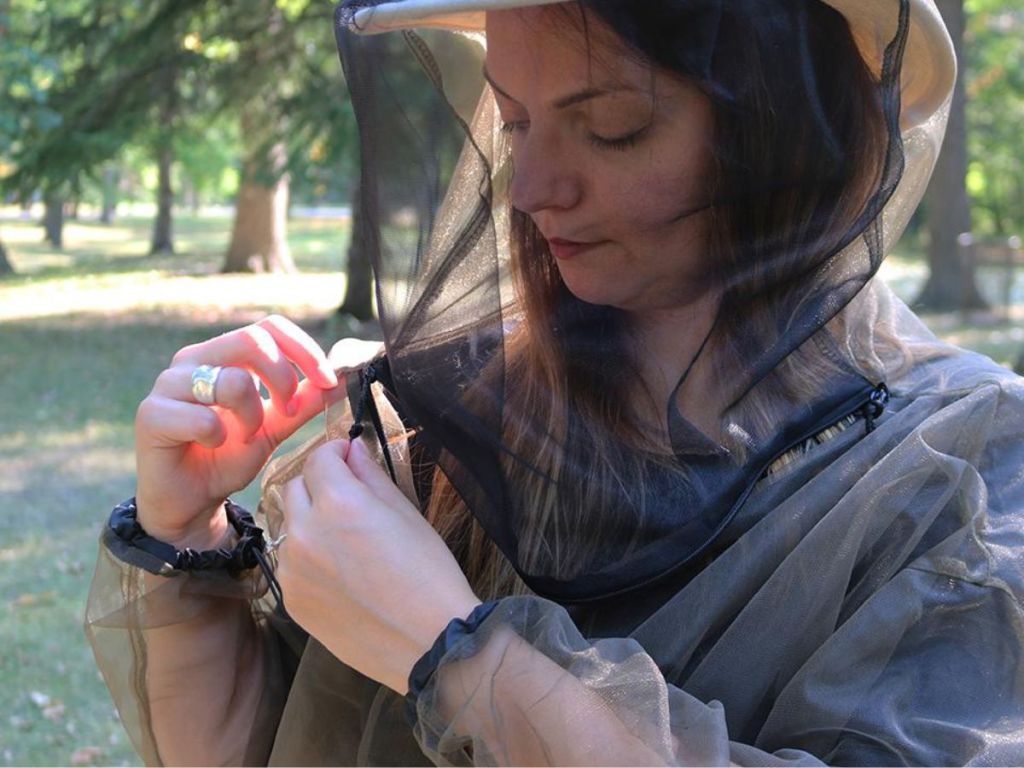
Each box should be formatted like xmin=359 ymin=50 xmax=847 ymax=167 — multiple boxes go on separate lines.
xmin=151 ymin=143 xmax=175 ymax=254
xmin=150 ymin=64 xmax=177 ymax=255
xmin=43 ymin=191 xmax=64 ymax=248
xmin=100 ymin=167 xmax=119 ymax=224
xmin=338 ymin=184 xmax=375 ymax=320
xmin=223 ymin=114 xmax=294 ymax=273
xmin=184 ymin=178 xmax=200 ymax=215
xmin=913 ymin=0 xmax=987 ymax=312
xmin=0 ymin=236 xmax=14 ymax=276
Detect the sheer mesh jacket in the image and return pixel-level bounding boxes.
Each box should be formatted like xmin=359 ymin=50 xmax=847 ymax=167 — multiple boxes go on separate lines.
xmin=85 ymin=0 xmax=1024 ymax=764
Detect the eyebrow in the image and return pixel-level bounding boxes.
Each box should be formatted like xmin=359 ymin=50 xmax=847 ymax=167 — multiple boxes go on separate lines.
xmin=482 ymin=67 xmax=639 ymax=110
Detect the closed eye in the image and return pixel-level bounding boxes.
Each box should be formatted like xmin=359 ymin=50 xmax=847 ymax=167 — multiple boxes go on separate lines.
xmin=501 ymin=120 xmax=530 ymax=135
xmin=587 ymin=124 xmax=651 ymax=152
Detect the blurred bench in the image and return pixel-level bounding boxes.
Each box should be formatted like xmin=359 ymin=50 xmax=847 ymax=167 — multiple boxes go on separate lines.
xmin=959 ymin=233 xmax=1023 ymax=320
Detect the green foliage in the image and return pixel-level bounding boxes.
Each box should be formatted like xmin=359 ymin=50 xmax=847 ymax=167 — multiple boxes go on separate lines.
xmin=1 ymin=0 xmax=359 ymax=209
xmin=965 ymin=1 xmax=1024 ymax=237
xmin=2 ymin=0 xmax=211 ymax=205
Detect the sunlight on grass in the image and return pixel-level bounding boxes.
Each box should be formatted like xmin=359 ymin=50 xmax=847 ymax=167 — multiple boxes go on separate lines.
xmin=0 ymin=212 xmax=352 ymax=324
xmin=0 ymin=271 xmax=348 ymax=322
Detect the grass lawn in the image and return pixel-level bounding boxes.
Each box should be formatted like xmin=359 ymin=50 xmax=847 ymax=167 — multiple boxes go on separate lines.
xmin=0 ymin=211 xmax=1020 ymax=766
xmin=0 ymin=211 xmax=369 ymax=766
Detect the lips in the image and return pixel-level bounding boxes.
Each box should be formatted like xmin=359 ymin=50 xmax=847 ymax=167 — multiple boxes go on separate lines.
xmin=545 ymin=237 xmax=605 ymax=261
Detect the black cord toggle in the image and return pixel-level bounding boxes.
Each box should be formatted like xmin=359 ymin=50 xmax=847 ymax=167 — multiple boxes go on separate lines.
xmin=346 ymin=360 xmax=398 ymax=484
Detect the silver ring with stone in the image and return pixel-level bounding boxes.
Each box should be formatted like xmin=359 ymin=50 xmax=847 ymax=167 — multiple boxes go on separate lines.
xmin=190 ymin=365 xmax=222 ymax=406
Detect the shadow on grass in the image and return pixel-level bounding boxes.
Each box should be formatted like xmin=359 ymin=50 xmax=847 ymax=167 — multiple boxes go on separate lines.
xmin=0 ymin=312 xmax=248 ymax=438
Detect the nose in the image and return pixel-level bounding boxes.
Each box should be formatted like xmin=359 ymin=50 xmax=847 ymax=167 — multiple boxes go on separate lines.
xmin=508 ymin=133 xmax=582 ymax=215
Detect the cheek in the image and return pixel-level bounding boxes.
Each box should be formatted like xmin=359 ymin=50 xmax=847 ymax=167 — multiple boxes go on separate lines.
xmin=610 ymin=151 xmax=712 ymax=237
xmin=612 ymin=181 xmax=704 ymax=245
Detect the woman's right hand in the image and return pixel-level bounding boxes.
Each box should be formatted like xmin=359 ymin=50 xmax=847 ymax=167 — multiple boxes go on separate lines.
xmin=134 ymin=315 xmax=341 ymax=549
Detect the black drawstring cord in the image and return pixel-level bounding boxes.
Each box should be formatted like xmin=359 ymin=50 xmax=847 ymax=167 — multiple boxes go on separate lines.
xmin=253 ymin=547 xmax=287 ymax=615
xmin=347 ymin=361 xmax=398 ymax=484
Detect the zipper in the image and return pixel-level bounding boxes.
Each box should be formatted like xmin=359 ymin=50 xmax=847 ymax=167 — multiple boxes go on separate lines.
xmin=731 ymin=381 xmax=890 ymax=518
xmin=551 ymin=381 xmax=891 ymax=605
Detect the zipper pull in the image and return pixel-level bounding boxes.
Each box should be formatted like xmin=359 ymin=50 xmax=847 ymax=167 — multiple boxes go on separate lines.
xmin=861 ymin=383 xmax=890 ymax=434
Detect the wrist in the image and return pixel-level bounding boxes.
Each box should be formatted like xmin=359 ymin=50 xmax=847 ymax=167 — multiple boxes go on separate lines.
xmin=108 ymin=498 xmax=269 ymax=577
xmin=389 ymin=598 xmax=483 ymax=697
xmin=136 ymin=501 xmax=231 ymax=552
xmin=404 ymin=600 xmax=498 ymax=719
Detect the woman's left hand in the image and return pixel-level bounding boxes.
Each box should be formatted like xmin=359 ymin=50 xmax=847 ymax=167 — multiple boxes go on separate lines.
xmin=278 ymin=439 xmax=481 ymax=695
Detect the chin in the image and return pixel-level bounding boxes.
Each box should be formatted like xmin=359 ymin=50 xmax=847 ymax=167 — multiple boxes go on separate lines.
xmin=558 ymin=270 xmax=633 ymax=310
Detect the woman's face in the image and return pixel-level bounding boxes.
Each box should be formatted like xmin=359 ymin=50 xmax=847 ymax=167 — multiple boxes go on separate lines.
xmin=485 ymin=7 xmax=717 ymax=314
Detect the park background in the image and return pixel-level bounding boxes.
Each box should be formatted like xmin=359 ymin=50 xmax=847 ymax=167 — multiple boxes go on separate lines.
xmin=0 ymin=0 xmax=1022 ymax=764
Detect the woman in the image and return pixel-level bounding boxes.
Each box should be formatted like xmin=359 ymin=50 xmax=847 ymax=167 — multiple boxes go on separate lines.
xmin=86 ymin=0 xmax=1024 ymax=764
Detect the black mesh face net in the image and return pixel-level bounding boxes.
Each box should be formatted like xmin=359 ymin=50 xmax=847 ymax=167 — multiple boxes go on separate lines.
xmin=334 ymin=0 xmax=910 ymax=602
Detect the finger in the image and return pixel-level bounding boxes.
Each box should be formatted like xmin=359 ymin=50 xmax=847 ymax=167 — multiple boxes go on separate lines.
xmin=258 ymin=315 xmax=339 ymax=389
xmin=262 ymin=379 xmax=347 ymax=447
xmin=171 ymin=325 xmax=300 ymax=415
xmin=282 ymin=476 xmax=312 ymax=531
xmin=301 ymin=440 xmax=365 ymax=502
xmin=345 ymin=437 xmax=412 ymax=509
xmin=137 ymin=396 xmax=227 ymax=449
xmin=154 ymin=366 xmax=265 ymax=440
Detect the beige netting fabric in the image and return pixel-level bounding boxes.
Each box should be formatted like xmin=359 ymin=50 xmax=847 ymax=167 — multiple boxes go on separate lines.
xmin=83 ymin=0 xmax=1024 ymax=763
xmin=85 ymin=284 xmax=1024 ymax=766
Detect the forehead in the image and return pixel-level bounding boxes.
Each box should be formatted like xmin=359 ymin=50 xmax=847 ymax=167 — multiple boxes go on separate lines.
xmin=484 ymin=7 xmax=651 ymax=93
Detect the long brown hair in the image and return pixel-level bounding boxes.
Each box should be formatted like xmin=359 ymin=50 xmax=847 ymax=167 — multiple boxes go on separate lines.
xmin=426 ymin=0 xmax=895 ymax=599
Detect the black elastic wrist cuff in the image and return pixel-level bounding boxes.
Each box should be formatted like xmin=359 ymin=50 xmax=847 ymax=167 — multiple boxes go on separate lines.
xmin=404 ymin=601 xmax=500 ymax=727
xmin=107 ymin=498 xmax=266 ymax=576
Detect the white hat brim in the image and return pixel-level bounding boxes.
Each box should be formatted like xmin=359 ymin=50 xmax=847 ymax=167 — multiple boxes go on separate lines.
xmin=344 ymin=0 xmax=954 ymax=130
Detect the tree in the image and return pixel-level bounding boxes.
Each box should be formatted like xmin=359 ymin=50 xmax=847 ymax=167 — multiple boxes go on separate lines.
xmin=0 ymin=0 xmax=17 ymax=272
xmin=42 ymin=185 xmax=65 ymax=247
xmin=3 ymin=0 xmax=358 ymax=281
xmin=221 ymin=0 xmax=302 ymax=273
xmin=219 ymin=0 xmax=307 ymax=274
xmin=4 ymin=0 xmax=208 ymax=252
xmin=963 ymin=0 xmax=1024 ymax=238
xmin=223 ymin=102 xmax=294 ymax=273
xmin=99 ymin=165 xmax=119 ymax=223
xmin=0 ymin=0 xmax=62 ymax=271
xmin=150 ymin=62 xmax=179 ymax=254
xmin=0 ymin=238 xmax=12 ymax=275
xmin=914 ymin=0 xmax=987 ymax=311
xmin=339 ymin=185 xmax=374 ymax=319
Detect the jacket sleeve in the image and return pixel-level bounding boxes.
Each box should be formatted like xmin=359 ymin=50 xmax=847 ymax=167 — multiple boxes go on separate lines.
xmin=83 ymin=523 xmax=306 ymax=766
xmin=409 ymin=571 xmax=1023 ymax=767
xmin=83 ymin=357 xmax=409 ymax=765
